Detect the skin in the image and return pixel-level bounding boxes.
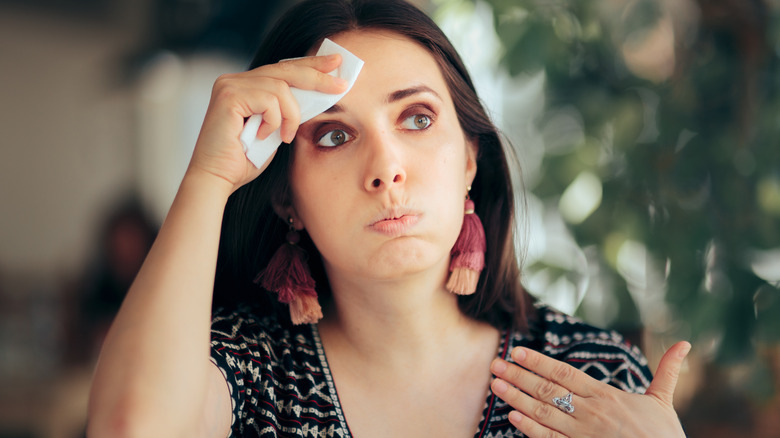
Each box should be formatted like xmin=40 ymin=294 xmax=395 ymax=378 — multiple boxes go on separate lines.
xmin=288 ymin=30 xmax=476 ymax=294
xmin=86 ymin=26 xmax=690 ymax=438
xmin=287 ymin=30 xmax=498 ymax=438
xmin=87 ymin=50 xmax=348 ymax=437
xmin=490 ymin=342 xmax=691 ymax=437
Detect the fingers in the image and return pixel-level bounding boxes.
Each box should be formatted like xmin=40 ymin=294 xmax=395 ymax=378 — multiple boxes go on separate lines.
xmin=506 ymin=410 xmax=567 ymax=438
xmin=646 ymin=341 xmax=691 ymax=405
xmin=266 ymin=54 xmax=349 ymax=93
xmin=491 ymin=358 xmax=575 ymax=409
xmin=252 ymin=55 xmax=347 ymax=142
xmin=489 ymin=348 xmax=608 ymax=436
xmin=505 ymin=347 xmax=595 ymax=396
xmin=248 ymin=82 xmax=301 ymax=143
xmin=211 ymin=54 xmax=349 ymax=142
xmin=490 ymin=344 xmax=691 ymax=438
xmin=490 ymin=376 xmax=575 ymax=436
xmin=491 ymin=357 xmax=581 ymax=437
xmin=189 ymin=53 xmax=350 ymax=189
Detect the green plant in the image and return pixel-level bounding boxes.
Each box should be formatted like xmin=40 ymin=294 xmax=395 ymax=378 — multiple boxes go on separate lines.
xmin=474 ymin=0 xmax=780 ymax=366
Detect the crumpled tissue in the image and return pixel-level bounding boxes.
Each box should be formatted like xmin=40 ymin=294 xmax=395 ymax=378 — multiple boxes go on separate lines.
xmin=239 ymin=38 xmax=364 ymax=168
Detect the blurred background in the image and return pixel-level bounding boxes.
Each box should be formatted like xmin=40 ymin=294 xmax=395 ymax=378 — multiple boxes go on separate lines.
xmin=0 ymin=0 xmax=778 ymax=436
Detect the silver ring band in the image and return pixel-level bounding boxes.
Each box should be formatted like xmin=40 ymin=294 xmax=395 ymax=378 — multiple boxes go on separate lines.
xmin=552 ymin=392 xmax=575 ymax=414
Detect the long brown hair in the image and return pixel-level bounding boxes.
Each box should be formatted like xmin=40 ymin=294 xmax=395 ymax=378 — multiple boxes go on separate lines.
xmin=214 ymin=0 xmax=534 ymax=331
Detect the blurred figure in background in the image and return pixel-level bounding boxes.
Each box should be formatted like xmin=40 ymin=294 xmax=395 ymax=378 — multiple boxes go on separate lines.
xmin=42 ymin=198 xmax=158 ymax=438
xmin=75 ymin=197 xmax=158 ymax=363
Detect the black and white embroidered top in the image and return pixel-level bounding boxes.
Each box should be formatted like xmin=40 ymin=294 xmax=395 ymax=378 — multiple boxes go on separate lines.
xmin=210 ymin=304 xmax=653 ymax=437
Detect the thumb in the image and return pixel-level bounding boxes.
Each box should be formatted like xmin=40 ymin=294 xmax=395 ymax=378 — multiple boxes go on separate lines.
xmin=646 ymin=341 xmax=691 ymax=404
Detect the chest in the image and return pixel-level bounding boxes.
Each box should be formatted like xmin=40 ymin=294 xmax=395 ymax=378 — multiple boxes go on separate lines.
xmin=332 ymin=366 xmax=494 ymax=438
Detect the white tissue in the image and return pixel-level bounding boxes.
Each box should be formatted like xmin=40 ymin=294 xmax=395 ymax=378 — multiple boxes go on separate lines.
xmin=239 ymin=38 xmax=364 ymax=168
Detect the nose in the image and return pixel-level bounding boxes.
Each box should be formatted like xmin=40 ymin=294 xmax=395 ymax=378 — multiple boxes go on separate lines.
xmin=362 ymin=129 xmax=406 ymax=192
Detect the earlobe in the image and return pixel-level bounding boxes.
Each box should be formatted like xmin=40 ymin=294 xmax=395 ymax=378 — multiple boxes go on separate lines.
xmin=271 ymin=201 xmax=304 ymax=230
xmin=271 ymin=186 xmax=305 ymax=230
xmin=283 ymin=208 xmax=304 ymax=230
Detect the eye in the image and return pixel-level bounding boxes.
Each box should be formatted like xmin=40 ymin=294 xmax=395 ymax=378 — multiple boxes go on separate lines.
xmin=317 ymin=129 xmax=352 ymax=147
xmin=401 ymin=114 xmax=432 ymax=130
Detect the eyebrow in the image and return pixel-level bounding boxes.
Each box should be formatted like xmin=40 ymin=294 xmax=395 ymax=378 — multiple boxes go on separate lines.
xmin=322 ymin=85 xmax=442 ymax=114
xmin=387 ymin=85 xmax=441 ymax=104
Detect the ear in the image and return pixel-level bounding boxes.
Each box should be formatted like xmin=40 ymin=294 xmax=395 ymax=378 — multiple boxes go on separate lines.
xmin=271 ymin=191 xmax=304 ymax=230
xmin=465 ymin=137 xmax=478 ymax=187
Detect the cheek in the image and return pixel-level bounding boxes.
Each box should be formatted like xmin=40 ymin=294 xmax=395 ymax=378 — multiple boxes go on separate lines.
xmin=289 ymin=153 xmax=353 ymax=240
xmin=290 ymin=169 xmax=331 ymax=222
xmin=289 ymin=152 xmax=322 ymax=221
xmin=425 ymin=139 xmax=470 ymax=194
xmin=418 ymin=142 xmax=471 ymax=228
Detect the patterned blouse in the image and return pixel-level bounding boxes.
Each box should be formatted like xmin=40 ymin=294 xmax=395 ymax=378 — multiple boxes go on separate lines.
xmin=210 ymin=303 xmax=653 ymax=437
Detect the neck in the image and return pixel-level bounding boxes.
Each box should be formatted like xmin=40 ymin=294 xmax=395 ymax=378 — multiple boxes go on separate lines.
xmin=318 ymin=258 xmax=494 ymax=370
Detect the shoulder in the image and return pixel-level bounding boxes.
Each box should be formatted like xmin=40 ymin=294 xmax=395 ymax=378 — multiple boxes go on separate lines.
xmin=210 ymin=304 xmax=332 ymax=436
xmin=211 ymin=302 xmax=289 ymax=343
xmin=514 ymin=304 xmax=653 ymax=393
xmin=211 ymin=302 xmax=317 ymax=362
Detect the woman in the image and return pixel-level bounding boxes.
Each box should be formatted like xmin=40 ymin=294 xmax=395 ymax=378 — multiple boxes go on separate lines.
xmin=87 ymin=0 xmax=690 ymax=437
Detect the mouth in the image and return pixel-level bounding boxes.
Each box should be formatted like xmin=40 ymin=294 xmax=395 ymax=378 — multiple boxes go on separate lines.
xmin=368 ymin=207 xmax=422 ymax=236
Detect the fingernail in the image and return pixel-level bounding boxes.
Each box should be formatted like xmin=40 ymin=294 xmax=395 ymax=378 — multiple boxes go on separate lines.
xmin=508 ymin=411 xmax=523 ymax=424
xmin=491 ymin=359 xmax=507 ymax=374
xmin=512 ymin=347 xmax=527 ymax=362
xmin=678 ymin=342 xmax=691 ymax=359
xmin=334 ymin=77 xmax=348 ymax=87
xmin=284 ymin=126 xmax=299 ymax=143
xmin=492 ymin=379 xmax=508 ymax=394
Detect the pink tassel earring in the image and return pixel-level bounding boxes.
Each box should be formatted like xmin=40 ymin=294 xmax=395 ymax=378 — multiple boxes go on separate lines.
xmin=255 ymin=217 xmax=323 ymax=324
xmin=446 ymin=188 xmax=486 ymax=295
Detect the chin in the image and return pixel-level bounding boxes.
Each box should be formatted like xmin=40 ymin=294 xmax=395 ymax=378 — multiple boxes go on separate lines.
xmin=367 ymin=245 xmax=447 ymax=279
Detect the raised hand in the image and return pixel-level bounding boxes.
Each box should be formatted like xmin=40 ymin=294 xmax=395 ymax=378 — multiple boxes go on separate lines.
xmin=490 ymin=341 xmax=691 ymax=438
xmin=187 ymin=54 xmax=348 ymax=194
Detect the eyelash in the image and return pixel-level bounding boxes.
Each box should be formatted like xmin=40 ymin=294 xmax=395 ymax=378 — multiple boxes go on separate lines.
xmin=400 ymin=111 xmax=434 ymax=131
xmin=316 ymin=128 xmax=353 ymax=148
xmin=313 ymin=104 xmax=437 ymax=149
xmin=400 ymin=104 xmax=436 ymax=130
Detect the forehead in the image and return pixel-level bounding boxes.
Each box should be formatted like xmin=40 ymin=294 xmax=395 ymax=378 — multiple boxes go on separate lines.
xmin=326 ymin=30 xmax=452 ymax=104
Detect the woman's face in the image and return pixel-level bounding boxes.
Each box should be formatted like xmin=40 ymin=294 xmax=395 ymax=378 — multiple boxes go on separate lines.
xmin=288 ymin=30 xmax=477 ymax=285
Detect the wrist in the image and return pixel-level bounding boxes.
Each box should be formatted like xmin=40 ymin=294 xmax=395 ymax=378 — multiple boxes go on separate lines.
xmin=181 ymin=166 xmax=236 ymax=202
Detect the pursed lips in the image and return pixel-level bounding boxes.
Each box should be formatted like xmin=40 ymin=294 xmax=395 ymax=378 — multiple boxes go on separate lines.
xmin=367 ymin=207 xmax=422 ymax=236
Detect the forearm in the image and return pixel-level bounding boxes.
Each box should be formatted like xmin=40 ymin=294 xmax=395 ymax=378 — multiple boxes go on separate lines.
xmin=87 ymin=170 xmax=233 ymax=437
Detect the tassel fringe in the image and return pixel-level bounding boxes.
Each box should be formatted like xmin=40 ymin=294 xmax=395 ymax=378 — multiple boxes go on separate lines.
xmin=289 ymin=291 xmax=324 ymax=325
xmin=255 ymin=229 xmax=322 ymax=324
xmin=446 ymin=199 xmax=486 ymax=295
